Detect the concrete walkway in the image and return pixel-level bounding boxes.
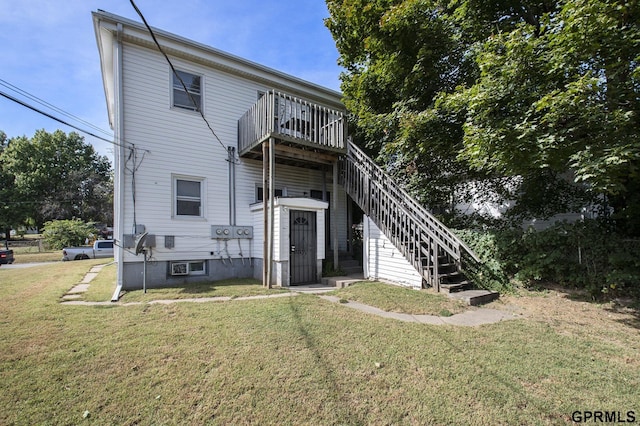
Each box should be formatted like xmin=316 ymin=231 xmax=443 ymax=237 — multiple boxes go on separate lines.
xmin=319 ymin=295 xmax=518 ymax=326
xmin=60 ymin=266 xmax=521 ymax=327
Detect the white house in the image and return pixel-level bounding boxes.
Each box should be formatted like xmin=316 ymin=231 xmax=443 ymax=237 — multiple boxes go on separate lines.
xmin=93 ymin=10 xmax=484 ymax=300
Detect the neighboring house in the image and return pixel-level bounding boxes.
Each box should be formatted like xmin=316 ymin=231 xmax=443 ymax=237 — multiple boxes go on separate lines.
xmin=93 ymin=11 xmax=490 ymax=303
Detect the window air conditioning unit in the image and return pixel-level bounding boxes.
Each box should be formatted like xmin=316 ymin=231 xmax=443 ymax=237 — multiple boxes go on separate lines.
xmin=171 ymin=262 xmax=189 ymax=276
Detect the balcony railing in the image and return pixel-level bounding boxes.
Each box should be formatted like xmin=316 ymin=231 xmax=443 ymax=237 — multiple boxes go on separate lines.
xmin=238 ymin=90 xmax=347 ymax=157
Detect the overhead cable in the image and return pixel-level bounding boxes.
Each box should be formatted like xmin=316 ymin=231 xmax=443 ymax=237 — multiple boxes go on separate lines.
xmin=129 ymin=0 xmax=228 ymax=154
xmin=0 ymin=78 xmax=112 ymax=138
xmin=0 ymin=89 xmax=130 ymax=149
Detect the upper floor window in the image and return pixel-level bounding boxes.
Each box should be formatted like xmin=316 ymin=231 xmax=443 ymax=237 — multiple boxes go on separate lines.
xmin=172 ymin=69 xmax=201 ymax=111
xmin=174 ymin=176 xmax=204 ymax=218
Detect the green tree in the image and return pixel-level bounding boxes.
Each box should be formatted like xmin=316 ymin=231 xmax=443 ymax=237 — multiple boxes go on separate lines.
xmin=326 ymin=0 xmax=640 ymax=234
xmin=0 ymin=131 xmax=28 ymax=241
xmin=457 ymin=0 xmax=640 ymax=233
xmin=42 ymin=219 xmax=97 ymax=250
xmin=0 ymin=129 xmax=113 ymax=230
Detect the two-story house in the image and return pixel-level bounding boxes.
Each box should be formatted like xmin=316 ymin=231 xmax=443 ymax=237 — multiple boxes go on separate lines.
xmin=93 ymin=10 xmax=493 ymax=305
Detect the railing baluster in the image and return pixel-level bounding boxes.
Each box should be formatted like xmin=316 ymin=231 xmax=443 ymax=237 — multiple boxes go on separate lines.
xmin=341 ymin=140 xmax=481 ymax=290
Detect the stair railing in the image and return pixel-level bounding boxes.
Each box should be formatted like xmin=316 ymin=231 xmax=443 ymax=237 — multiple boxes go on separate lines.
xmin=341 ymin=140 xmax=480 ymax=290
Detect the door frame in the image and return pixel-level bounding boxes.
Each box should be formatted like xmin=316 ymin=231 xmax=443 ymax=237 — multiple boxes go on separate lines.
xmin=289 ymin=209 xmax=317 ymax=285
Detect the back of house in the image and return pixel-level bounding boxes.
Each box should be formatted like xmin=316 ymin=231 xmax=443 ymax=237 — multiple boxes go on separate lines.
xmin=93 ymin=10 xmax=355 ymax=291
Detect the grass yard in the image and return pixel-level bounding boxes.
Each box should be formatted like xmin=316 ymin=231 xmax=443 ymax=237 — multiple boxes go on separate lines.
xmin=0 ymin=262 xmax=639 ymax=424
xmin=329 ymin=281 xmax=467 ymax=316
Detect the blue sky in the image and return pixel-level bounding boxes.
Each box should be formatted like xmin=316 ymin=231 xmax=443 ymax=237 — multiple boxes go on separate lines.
xmin=0 ymin=0 xmax=343 ymax=162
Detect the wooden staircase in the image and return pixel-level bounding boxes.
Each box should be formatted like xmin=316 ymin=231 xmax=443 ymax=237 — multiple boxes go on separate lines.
xmin=341 ymin=141 xmax=498 ymax=305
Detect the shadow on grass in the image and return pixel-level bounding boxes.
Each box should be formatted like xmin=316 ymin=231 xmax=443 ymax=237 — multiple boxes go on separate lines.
xmin=177 ymin=278 xmax=262 ymax=295
xmin=287 ymin=296 xmax=361 ymax=423
xmin=526 ymin=282 xmax=640 ymax=330
xmin=605 ymin=303 xmax=640 ymax=330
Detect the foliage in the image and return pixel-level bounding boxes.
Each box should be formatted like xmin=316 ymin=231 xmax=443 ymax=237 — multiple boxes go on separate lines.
xmin=326 ymin=0 xmax=640 ymax=235
xmin=42 ymin=219 xmax=97 ymax=250
xmin=457 ymin=220 xmax=640 ymax=299
xmin=0 ymin=131 xmax=28 ymax=238
xmin=0 ymin=129 xmax=113 ymax=230
xmin=457 ymin=0 xmax=640 ymax=234
xmin=454 ymin=228 xmax=513 ymax=293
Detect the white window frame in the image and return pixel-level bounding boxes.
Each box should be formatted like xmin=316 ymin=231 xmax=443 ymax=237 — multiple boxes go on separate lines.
xmin=171 ymin=69 xmax=203 ymax=112
xmin=188 ymin=261 xmax=206 ymax=275
xmin=172 ymin=175 xmax=206 ymax=219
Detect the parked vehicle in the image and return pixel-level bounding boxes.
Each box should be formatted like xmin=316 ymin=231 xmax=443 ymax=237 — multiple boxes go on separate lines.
xmin=0 ymin=249 xmax=15 ymax=265
xmin=62 ymin=240 xmax=114 ymax=261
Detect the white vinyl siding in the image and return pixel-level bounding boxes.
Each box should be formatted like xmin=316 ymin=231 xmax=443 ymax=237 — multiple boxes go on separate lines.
xmin=363 ymin=216 xmax=422 ymax=289
xmin=118 ymin=43 xmax=347 ymax=264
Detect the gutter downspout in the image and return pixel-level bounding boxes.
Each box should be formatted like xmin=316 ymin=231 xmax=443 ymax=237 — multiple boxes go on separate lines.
xmin=112 ymin=22 xmax=125 ymax=302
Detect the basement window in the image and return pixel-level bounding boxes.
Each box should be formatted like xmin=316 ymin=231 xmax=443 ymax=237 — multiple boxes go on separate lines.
xmin=170 ymin=260 xmax=207 ymax=276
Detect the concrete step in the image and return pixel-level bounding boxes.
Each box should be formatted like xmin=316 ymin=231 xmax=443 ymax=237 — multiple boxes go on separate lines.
xmin=321 ymin=273 xmax=365 ymax=289
xmin=446 ymin=289 xmax=500 ymax=306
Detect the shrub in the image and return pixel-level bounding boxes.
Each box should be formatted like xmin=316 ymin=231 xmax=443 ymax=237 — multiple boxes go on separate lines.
xmin=458 ymin=220 xmax=640 ymax=299
xmin=455 ymin=228 xmax=513 ymax=293
xmin=42 ymin=219 xmax=96 ymax=250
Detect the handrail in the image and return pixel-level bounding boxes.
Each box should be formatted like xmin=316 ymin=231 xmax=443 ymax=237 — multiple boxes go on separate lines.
xmin=343 ymin=140 xmax=480 ymax=264
xmin=238 ymin=90 xmax=347 ymax=155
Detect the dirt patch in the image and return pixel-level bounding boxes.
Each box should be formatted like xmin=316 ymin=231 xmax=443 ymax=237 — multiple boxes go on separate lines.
xmin=486 ymin=286 xmax=640 ymax=347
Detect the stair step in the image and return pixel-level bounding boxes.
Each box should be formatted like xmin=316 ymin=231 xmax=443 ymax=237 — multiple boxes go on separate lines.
xmin=341 ymin=266 xmax=363 ymax=275
xmin=339 ymin=259 xmax=360 ymax=268
xmin=446 ymin=289 xmax=500 ymax=306
xmin=439 ymin=281 xmax=473 ymax=293
xmin=438 ymin=271 xmax=462 ymax=279
xmin=321 ymin=274 xmax=365 ymax=288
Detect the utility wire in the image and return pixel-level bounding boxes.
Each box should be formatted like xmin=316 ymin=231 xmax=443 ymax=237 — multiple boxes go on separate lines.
xmin=129 ymin=0 xmax=228 ymax=153
xmin=0 ymin=89 xmax=132 ymax=149
xmin=0 ymin=78 xmax=112 ymax=137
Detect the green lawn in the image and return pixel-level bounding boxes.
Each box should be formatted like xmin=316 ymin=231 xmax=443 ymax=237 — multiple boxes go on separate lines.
xmin=1 ymin=261 xmax=638 ymax=424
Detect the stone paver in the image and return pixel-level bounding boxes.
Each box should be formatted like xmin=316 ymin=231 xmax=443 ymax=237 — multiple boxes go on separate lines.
xmin=80 ymin=273 xmax=99 ymax=284
xmin=67 ymin=284 xmax=91 ymax=294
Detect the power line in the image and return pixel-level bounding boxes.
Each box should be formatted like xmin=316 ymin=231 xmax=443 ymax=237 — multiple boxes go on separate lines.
xmin=0 ymin=79 xmax=112 ymax=138
xmin=129 ymin=0 xmax=229 ymax=154
xmin=0 ymin=89 xmax=131 ymax=149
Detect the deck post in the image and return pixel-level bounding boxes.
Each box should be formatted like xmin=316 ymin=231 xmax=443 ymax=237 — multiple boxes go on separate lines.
xmin=268 ymin=136 xmax=275 ymax=288
xmin=262 ymin=141 xmax=269 ymax=287
xmin=333 ymin=160 xmax=339 ymax=270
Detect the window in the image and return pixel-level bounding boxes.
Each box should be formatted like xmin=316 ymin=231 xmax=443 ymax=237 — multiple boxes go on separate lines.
xmin=172 ymin=69 xmax=201 ymax=111
xmin=174 ymin=176 xmax=204 ymax=218
xmin=256 ymin=186 xmax=283 ymax=202
xmin=96 ymin=241 xmax=113 ymax=249
xmin=170 ymin=261 xmax=206 ymax=276
xmin=189 ymin=261 xmax=205 ymax=275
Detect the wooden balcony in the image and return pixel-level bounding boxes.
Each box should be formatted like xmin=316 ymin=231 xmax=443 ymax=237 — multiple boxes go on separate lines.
xmin=238 ymin=91 xmax=347 ymax=168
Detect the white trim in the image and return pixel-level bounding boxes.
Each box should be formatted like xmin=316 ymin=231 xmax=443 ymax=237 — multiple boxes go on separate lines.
xmin=170 ymin=260 xmax=207 ymax=276
xmin=170 ymin=68 xmax=203 ymax=113
xmin=172 ymin=174 xmax=206 ymax=219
